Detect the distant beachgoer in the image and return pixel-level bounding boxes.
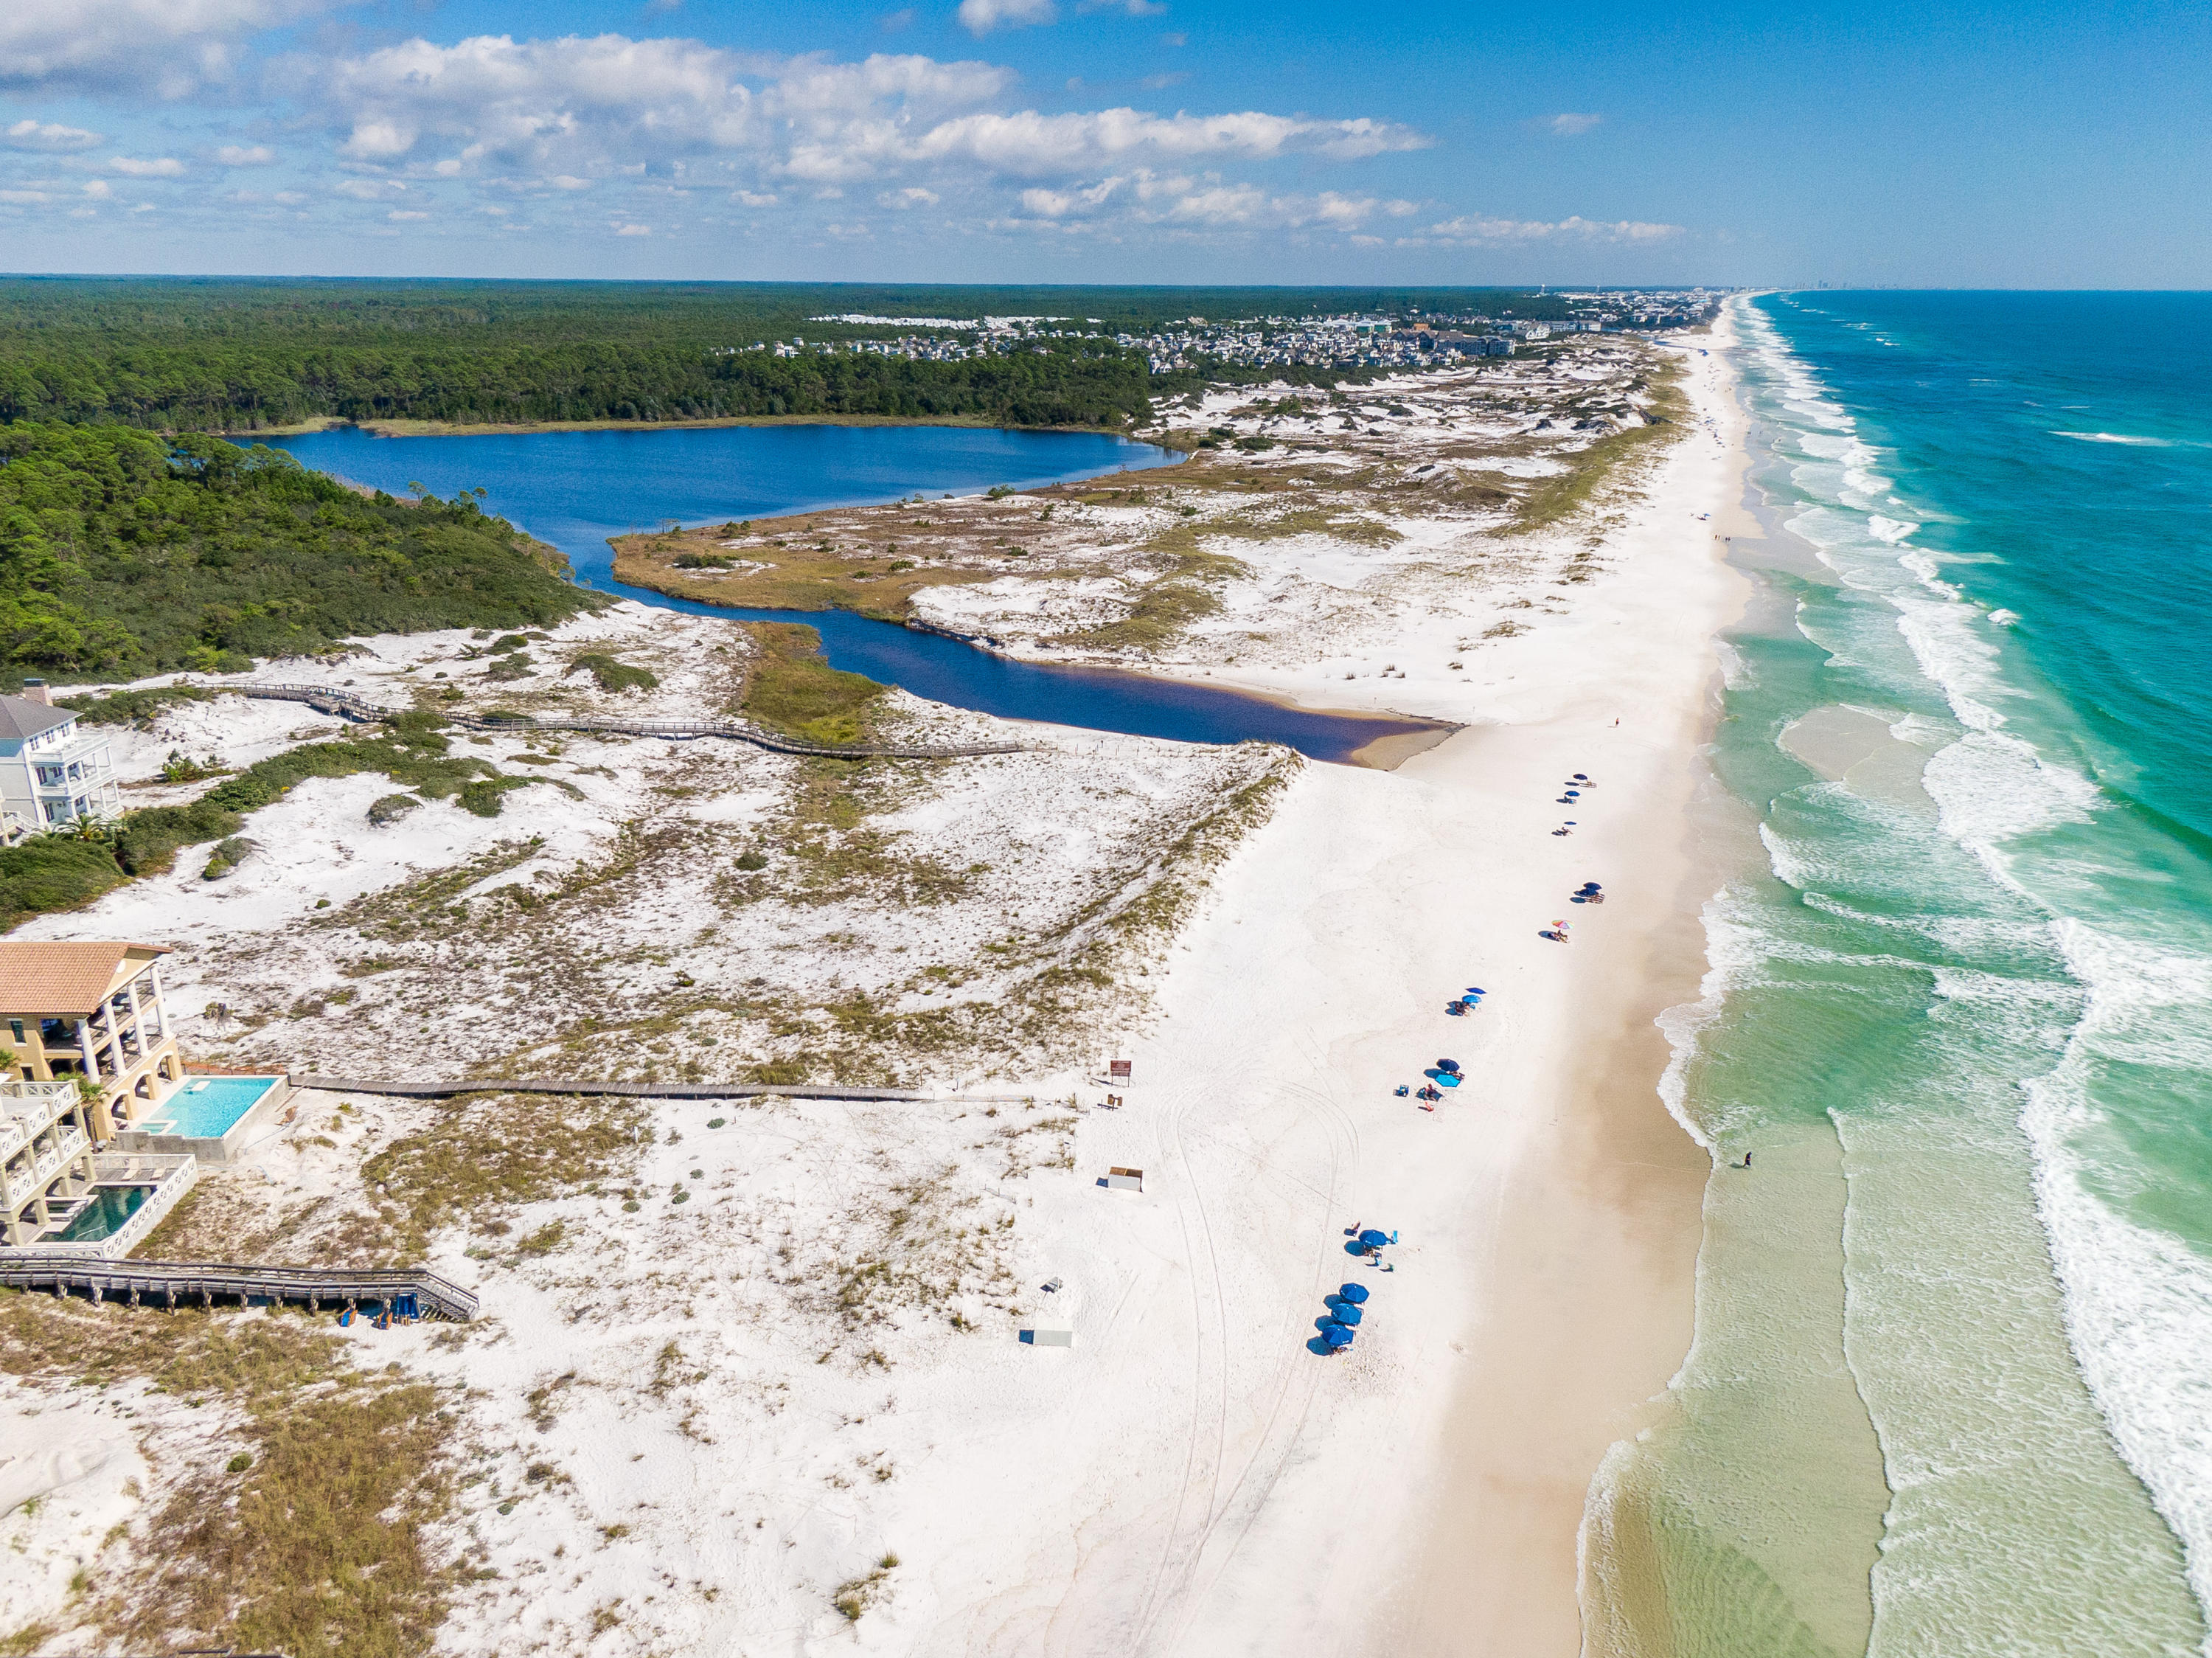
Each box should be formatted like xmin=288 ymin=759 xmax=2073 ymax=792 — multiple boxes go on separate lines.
xmin=1741 ymin=1152 xmax=1752 ymax=1169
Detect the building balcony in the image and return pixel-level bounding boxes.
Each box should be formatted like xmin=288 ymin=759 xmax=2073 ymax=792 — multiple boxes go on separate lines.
xmin=29 ymin=1125 xmax=88 ymax=1184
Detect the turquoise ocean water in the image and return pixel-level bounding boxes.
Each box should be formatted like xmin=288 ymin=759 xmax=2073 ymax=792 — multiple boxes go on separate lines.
xmin=1584 ymin=293 xmax=2212 ymax=1657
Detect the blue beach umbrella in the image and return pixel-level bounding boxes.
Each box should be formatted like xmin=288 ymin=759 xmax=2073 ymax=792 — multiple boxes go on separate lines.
xmin=1338 ymin=1282 xmax=1370 ymax=1304
xmin=1435 ymin=1073 xmax=1461 ymax=1088
xmin=1333 ymin=1303 xmax=1363 ymax=1326
xmin=1358 ymin=1229 xmax=1390 ymax=1248
xmin=1324 ymin=1324 xmax=1355 ymax=1349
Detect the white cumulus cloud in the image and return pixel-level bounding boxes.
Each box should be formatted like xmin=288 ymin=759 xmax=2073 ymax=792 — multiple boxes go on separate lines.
xmin=1547 ymin=112 xmax=1602 ymax=136
xmin=108 ymin=154 xmax=186 ymax=176
xmin=216 ymin=143 xmax=275 ymax=164
xmin=905 ymin=108 xmax=1425 ymax=176
xmin=957 ymin=0 xmax=1056 ymax=33
xmin=309 ymin=32 xmax=1421 ymax=202
xmin=1017 ymin=170 xmax=1416 ymax=233
xmin=1423 ymin=212 xmax=1682 ymax=243
xmin=4 ymin=118 xmax=104 ymax=151
xmin=0 ymin=0 xmax=335 ymax=98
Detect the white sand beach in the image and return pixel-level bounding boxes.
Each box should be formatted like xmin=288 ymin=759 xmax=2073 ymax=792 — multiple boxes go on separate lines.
xmin=1 ymin=323 xmax=1751 ymax=1657
xmin=940 ymin=325 xmax=1753 ymax=1656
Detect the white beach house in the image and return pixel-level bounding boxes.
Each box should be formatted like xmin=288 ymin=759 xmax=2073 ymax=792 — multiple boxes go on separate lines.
xmin=0 ymin=681 xmax=121 ymax=839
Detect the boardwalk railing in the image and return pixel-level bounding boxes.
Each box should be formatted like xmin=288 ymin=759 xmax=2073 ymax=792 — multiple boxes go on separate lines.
xmin=237 ymin=681 xmax=1023 ymax=760
xmin=290 ymin=1074 xmax=925 ymax=1103
xmin=0 ymin=1250 xmax=479 ymax=1321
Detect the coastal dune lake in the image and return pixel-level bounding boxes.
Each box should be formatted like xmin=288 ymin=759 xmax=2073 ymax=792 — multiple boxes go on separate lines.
xmin=271 ymin=423 xmax=1441 ymax=763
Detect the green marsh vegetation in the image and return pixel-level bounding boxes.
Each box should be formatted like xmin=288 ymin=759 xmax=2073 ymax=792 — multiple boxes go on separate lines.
xmin=0 ymin=423 xmax=597 ymax=685
xmin=736 ymin=621 xmax=888 ymax=746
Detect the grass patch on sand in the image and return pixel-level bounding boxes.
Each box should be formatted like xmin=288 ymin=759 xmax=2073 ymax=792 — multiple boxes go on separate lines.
xmin=1203 ymin=504 xmax=1401 ymax=547
xmin=566 ymin=652 xmax=658 ymax=693
xmin=112 ymin=713 xmax=530 ymax=876
xmin=611 ymin=527 xmax=999 ymax=622
xmin=1051 ymin=529 xmax=1245 ymax=654
xmin=338 ymin=1092 xmax=647 ymax=1262
xmin=736 ymin=622 xmax=888 ymax=746
xmin=1512 ymin=356 xmax=1688 ymax=532
xmin=57 ymin=684 xmax=215 ymax=727
xmin=0 ymin=1291 xmax=459 ymax=1658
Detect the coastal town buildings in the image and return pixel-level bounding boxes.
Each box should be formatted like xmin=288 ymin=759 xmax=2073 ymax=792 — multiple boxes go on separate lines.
xmin=728 ymin=291 xmax=1725 ymax=381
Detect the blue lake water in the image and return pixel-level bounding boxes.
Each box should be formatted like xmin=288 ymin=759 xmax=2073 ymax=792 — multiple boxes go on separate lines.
xmin=270 ymin=423 xmax=1441 ymax=763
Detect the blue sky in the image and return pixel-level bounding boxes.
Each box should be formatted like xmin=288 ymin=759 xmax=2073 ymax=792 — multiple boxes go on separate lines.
xmin=1 ymin=0 xmax=2203 ymax=285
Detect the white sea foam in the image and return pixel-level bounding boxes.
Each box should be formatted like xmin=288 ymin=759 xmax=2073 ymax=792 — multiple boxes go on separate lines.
xmin=1717 ymin=638 xmax=1753 ymax=691
xmin=2023 ymin=915 xmax=2212 ymax=1627
xmin=1745 ymin=299 xmax=2212 ymax=1643
xmin=2052 ymin=431 xmax=2172 ymax=446
xmin=1924 ymin=731 xmax=2101 ymax=849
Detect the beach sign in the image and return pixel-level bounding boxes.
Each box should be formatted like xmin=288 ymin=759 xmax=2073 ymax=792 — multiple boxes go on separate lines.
xmin=1109 ymin=1059 xmax=1133 ymax=1083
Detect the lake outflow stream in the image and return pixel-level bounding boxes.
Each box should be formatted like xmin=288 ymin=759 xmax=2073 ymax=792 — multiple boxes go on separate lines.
xmin=271 ymin=422 xmax=1447 ymax=764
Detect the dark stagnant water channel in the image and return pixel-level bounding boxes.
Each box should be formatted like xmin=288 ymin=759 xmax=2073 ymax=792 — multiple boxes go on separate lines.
xmin=270 ymin=423 xmax=1445 ymax=763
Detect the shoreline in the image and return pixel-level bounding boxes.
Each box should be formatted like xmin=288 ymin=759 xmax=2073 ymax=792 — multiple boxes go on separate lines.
xmin=224 ymin=412 xmax=1158 ymax=441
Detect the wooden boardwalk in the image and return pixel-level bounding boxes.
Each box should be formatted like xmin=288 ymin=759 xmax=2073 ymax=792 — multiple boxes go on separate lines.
xmin=291 ymin=1073 xmax=926 ymax=1102
xmin=0 ymin=1250 xmax=479 ymax=1321
xmin=238 ymin=681 xmax=1024 ymax=760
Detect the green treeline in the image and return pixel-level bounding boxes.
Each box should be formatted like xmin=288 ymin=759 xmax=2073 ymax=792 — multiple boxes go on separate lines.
xmin=0 ymin=281 xmax=1151 ymax=431
xmin=0 ymin=336 xmax=1152 ymax=433
xmin=0 ymin=423 xmax=597 ymax=682
xmin=0 ymin=277 xmax=1570 ymax=434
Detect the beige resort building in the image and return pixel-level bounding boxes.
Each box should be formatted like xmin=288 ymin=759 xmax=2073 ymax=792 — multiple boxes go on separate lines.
xmin=0 ymin=942 xmax=183 ymax=1139
xmin=0 ymin=942 xmax=192 ymax=1252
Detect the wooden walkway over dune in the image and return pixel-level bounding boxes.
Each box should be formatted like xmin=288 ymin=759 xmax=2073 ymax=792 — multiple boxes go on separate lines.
xmin=0 ymin=1250 xmax=479 ymax=1321
xmin=238 ymin=681 xmax=1026 ymax=760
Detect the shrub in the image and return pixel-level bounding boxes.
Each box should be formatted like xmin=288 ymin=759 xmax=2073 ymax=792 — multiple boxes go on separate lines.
xmin=0 ymin=836 xmax=128 ymax=932
xmin=367 ymin=794 xmax=420 ymax=826
xmin=201 ymin=836 xmax=255 ymax=881
xmin=568 ymin=653 xmax=658 ymax=693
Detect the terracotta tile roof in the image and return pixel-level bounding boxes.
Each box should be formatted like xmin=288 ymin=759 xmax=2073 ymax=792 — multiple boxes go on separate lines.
xmin=0 ymin=942 xmax=167 ymax=1016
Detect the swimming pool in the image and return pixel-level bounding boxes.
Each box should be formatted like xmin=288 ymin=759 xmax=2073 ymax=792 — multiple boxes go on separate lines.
xmin=145 ymin=1075 xmax=282 ymax=1138
xmin=57 ymin=1184 xmax=149 ymax=1244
